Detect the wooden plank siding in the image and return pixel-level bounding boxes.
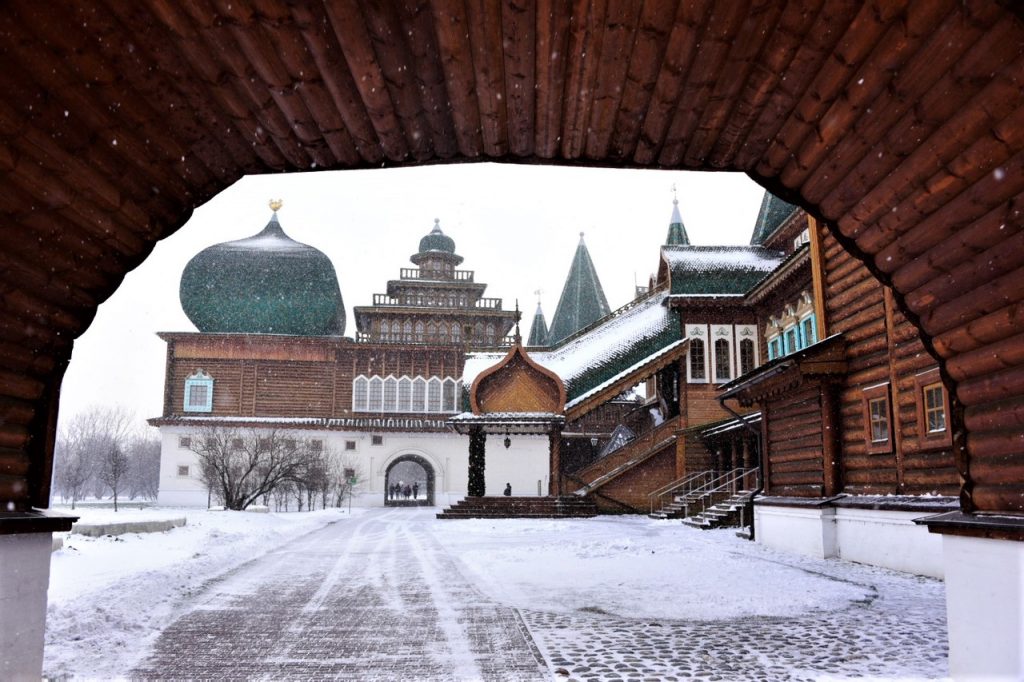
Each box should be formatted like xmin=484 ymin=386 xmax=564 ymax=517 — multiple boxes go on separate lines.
xmin=819 ymin=225 xmax=959 ymax=496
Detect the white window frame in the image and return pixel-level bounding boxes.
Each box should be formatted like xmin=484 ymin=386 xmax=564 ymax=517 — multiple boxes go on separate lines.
xmin=686 ymin=325 xmax=709 ymax=383
xmin=734 ymin=325 xmax=758 ymax=374
xmin=184 ymin=369 xmax=214 ymax=413
xmin=368 ymin=376 xmax=384 ymax=411
xmin=383 ymin=376 xmax=398 ymax=412
xmin=710 ymin=325 xmax=734 ymax=384
xmin=352 ymin=375 xmax=369 ymax=412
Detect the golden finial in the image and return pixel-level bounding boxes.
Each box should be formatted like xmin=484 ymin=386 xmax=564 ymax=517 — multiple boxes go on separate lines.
xmin=269 ymin=199 xmax=283 ymax=212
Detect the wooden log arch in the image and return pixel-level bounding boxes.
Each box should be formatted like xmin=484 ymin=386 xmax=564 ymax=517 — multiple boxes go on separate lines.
xmin=0 ymin=2 xmax=1022 ymax=521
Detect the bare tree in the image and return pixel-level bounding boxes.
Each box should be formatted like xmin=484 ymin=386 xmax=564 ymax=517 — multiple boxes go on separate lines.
xmin=54 ymin=406 xmax=136 ymax=508
xmin=98 ymin=442 xmax=130 ymax=511
xmin=187 ymin=427 xmax=306 ymax=510
xmin=125 ymin=434 xmax=161 ymax=500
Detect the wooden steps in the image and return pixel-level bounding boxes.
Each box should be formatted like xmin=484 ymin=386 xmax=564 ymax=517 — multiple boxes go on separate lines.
xmin=681 ymin=491 xmax=757 ymax=530
xmin=436 ymin=496 xmax=597 ymax=520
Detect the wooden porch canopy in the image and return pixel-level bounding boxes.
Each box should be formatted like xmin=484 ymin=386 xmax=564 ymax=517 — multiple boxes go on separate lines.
xmin=0 ymin=2 xmax=1023 ymax=525
xmin=719 ymin=334 xmax=848 ymax=407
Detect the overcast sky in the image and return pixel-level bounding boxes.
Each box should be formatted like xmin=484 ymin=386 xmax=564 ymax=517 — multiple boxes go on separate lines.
xmin=58 ymin=163 xmax=767 ymax=433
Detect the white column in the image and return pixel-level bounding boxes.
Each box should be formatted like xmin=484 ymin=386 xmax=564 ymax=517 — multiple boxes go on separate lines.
xmin=0 ymin=533 xmax=53 ymax=681
xmin=943 ymin=534 xmax=1024 ymax=680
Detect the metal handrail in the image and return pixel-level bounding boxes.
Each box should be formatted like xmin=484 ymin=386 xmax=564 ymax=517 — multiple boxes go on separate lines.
xmin=648 ymin=470 xmax=715 ymax=514
xmin=684 ymin=467 xmax=759 ymax=516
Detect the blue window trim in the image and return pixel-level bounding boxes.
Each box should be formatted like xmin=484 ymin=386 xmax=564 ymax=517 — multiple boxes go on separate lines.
xmin=800 ymin=313 xmax=818 ymax=346
xmin=184 ymin=371 xmax=214 ymax=413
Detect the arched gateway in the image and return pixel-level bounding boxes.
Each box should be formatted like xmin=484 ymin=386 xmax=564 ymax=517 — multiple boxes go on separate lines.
xmin=1 ymin=3 xmax=1024 ymax=679
xmin=384 ymin=454 xmax=435 ymax=507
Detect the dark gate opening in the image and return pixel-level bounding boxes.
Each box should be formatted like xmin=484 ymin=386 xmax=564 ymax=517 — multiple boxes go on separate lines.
xmin=385 ymin=455 xmax=435 ymax=507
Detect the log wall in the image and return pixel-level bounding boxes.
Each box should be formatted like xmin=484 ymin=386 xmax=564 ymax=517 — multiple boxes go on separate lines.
xmin=764 ymin=383 xmax=825 ymax=497
xmin=820 ymin=227 xmax=959 ymax=496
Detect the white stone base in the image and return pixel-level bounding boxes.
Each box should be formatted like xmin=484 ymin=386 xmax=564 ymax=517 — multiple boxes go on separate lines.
xmin=943 ymin=534 xmax=1024 ymax=681
xmin=754 ymin=504 xmax=837 ymax=559
xmin=755 ymin=503 xmax=945 ymax=577
xmin=0 ymin=533 xmax=52 ymax=681
xmin=835 ymin=507 xmax=945 ymax=579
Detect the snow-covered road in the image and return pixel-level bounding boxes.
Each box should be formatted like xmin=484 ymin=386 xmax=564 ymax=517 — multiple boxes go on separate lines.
xmin=133 ymin=507 xmax=547 ymax=680
xmin=48 ymin=507 xmax=948 ymax=680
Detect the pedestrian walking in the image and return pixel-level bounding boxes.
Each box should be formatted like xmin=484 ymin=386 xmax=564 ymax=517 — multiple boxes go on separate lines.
xmin=503 ymin=482 xmax=512 ymax=496
xmin=413 ymin=482 xmax=419 ymax=499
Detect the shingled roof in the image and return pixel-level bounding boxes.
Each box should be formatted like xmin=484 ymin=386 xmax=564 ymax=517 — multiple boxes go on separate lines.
xmin=527 ymin=302 xmax=549 ymax=347
xmin=662 ymin=246 xmax=786 ymax=296
xmin=465 ymin=291 xmax=680 ymax=405
xmin=547 ymin=234 xmax=611 ymax=345
xmin=750 ymin=192 xmax=800 ymax=245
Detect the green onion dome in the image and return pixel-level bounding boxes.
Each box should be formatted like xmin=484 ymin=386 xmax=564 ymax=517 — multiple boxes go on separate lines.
xmin=411 ymin=218 xmax=464 ymax=266
xmin=180 ymin=207 xmax=345 ymax=336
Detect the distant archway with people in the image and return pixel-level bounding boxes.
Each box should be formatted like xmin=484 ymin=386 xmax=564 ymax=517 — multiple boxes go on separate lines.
xmin=384 ymin=454 xmax=435 ymax=507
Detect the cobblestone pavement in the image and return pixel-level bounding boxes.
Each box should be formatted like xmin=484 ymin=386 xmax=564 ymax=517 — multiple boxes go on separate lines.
xmin=523 ymin=556 xmax=947 ymax=682
xmin=133 ymin=508 xmax=547 ymax=680
xmin=135 ymin=509 xmax=947 ymax=681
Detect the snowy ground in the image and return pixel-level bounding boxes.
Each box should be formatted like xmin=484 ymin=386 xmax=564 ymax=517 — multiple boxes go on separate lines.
xmin=42 ymin=507 xmax=948 ymax=680
xmin=44 ymin=504 xmax=358 ymax=679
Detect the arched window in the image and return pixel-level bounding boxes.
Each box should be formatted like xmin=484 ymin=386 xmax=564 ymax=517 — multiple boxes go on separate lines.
xmin=714 ymin=339 xmax=731 ymax=382
xmin=689 ymin=340 xmax=706 ymax=382
xmin=403 ymin=320 xmax=413 ymax=342
xmin=415 ymin=321 xmax=425 ymax=343
xmin=398 ymin=377 xmax=412 ymax=412
xmin=474 ymin=322 xmax=484 ymax=343
xmin=184 ymin=369 xmax=214 ymax=412
xmin=438 ymin=322 xmax=449 ymax=343
xmin=427 ymin=377 xmax=442 ymax=412
xmin=383 ymin=376 xmax=398 ymax=412
xmin=485 ymin=323 xmax=496 ymax=344
xmin=739 ymin=339 xmax=756 ymax=375
xmin=426 ymin=321 xmax=437 ymax=341
xmin=412 ymin=377 xmax=427 ymax=411
xmin=352 ymin=376 xmax=369 ymax=412
xmin=451 ymin=324 xmax=461 ymax=343
xmin=442 ymin=378 xmax=457 ymax=412
xmin=368 ymin=376 xmax=384 ymax=411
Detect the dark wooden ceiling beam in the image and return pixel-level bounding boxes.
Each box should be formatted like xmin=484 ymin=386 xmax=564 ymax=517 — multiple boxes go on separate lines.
xmin=834 ymin=22 xmax=1023 ymax=234
xmin=802 ymin=3 xmax=1000 ymax=207
xmin=740 ymin=0 xmax=858 ymax=171
xmin=657 ymin=1 xmax=748 ymax=168
xmin=633 ymin=0 xmax=711 ymax=165
xmin=501 ymin=0 xmax=537 ymax=157
xmin=323 ymin=0 xmax=411 ymax=162
xmin=429 ymin=0 xmax=484 ymax=158
xmin=759 ymin=0 xmax=902 ymax=182
xmin=465 ymin=0 xmax=510 ymax=157
xmin=709 ymin=0 xmax=822 ymax=169
xmin=684 ymin=0 xmax=783 ymax=168
xmin=605 ymin=0 xmax=678 ymax=161
xmin=583 ymin=0 xmax=642 ymax=160
xmin=561 ymin=0 xmax=606 ymax=159
xmin=781 ymin=1 xmax=955 ymax=192
xmin=533 ymin=0 xmax=572 ymax=158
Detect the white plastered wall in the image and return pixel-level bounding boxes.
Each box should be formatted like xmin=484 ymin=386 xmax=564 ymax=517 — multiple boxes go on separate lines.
xmin=754 ymin=504 xmax=837 ymax=559
xmin=157 ymin=425 xmax=549 ymax=507
xmin=0 ymin=533 xmax=51 ymax=681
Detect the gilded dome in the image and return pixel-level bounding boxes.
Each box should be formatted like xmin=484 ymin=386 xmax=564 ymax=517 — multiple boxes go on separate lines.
xmin=179 ymin=212 xmax=345 ymax=336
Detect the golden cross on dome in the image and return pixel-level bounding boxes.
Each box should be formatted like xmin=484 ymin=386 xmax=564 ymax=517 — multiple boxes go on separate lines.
xmin=269 ymin=199 xmax=283 ymax=212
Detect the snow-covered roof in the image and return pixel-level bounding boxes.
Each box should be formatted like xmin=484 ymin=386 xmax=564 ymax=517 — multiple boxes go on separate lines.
xmin=661 ymin=245 xmax=786 ymax=296
xmin=464 ymin=291 xmax=681 ymax=403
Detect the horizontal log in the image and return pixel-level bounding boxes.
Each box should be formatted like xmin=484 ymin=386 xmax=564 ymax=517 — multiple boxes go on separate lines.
xmin=842 ymin=468 xmax=899 ymax=485
xmin=831 ymin=303 xmax=886 ymax=340
xmin=767 ymin=484 xmax=825 ymax=498
xmin=964 ymin=396 xmax=1024 ymax=433
xmin=967 ymin=428 xmax=1024 ymax=460
xmin=901 ymin=449 xmax=957 ymax=470
xmin=844 ymin=362 xmax=893 ymax=388
xmin=769 ymin=470 xmax=824 ymax=487
xmin=970 ymin=484 xmax=1024 ymax=513
xmin=827 ymin=275 xmax=884 ymax=315
xmin=920 ymin=263 xmax=1024 ymax=337
xmin=0 ymin=474 xmax=29 ymax=504
xmin=932 ymin=300 xmax=1024 ymax=357
xmin=767 ymin=420 xmax=823 ymax=443
xmin=0 ymin=448 xmax=30 ymax=477
xmin=770 ymin=458 xmax=824 ymax=475
xmin=956 ymin=362 xmax=1024 ymax=407
xmin=945 ymin=331 xmax=1024 ymax=383
xmin=846 ymin=333 xmax=889 ymax=359
xmin=768 ymin=448 xmax=825 ymax=465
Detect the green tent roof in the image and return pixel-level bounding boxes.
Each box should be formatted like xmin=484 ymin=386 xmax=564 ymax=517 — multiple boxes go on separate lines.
xmin=662 ymin=245 xmax=785 ymax=296
xmin=665 ymin=197 xmax=689 ymax=245
xmin=750 ymin=191 xmax=799 ymax=245
xmin=547 ymin=234 xmax=611 ymax=345
xmin=527 ymin=303 xmax=549 ymax=346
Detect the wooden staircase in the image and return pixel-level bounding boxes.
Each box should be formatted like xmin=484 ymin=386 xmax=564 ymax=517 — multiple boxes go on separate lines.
xmin=681 ymin=489 xmax=757 ymax=529
xmin=436 ymin=496 xmax=597 ymax=519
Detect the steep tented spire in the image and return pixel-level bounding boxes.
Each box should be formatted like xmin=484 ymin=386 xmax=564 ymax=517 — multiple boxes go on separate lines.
xmin=665 ymin=185 xmax=689 ymax=245
xmin=527 ymin=296 xmax=549 ymax=347
xmin=750 ymin=191 xmax=799 ymax=245
xmin=547 ymin=233 xmax=611 ymax=345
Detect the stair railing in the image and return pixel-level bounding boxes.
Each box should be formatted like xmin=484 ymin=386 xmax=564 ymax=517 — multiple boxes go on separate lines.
xmin=648 ymin=470 xmax=715 ymax=514
xmin=685 ymin=467 xmax=760 ymax=516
